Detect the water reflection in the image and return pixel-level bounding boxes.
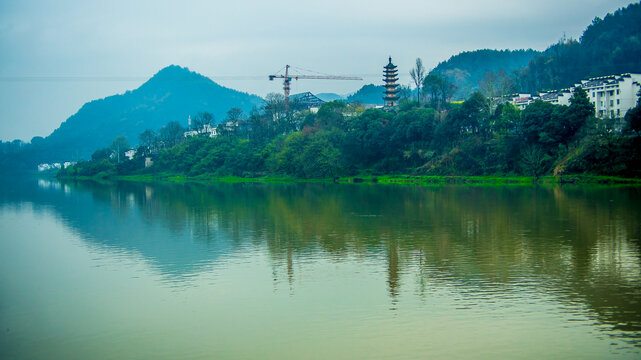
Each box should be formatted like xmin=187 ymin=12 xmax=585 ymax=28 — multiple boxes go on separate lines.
xmin=2 ymin=177 xmax=641 ymax=347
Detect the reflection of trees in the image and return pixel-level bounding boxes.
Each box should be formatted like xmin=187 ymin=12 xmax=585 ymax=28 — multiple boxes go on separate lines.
xmin=11 ymin=178 xmax=641 ymax=340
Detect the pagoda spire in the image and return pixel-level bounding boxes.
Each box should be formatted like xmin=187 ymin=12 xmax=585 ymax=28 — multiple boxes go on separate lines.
xmin=383 ymin=57 xmax=399 ymax=107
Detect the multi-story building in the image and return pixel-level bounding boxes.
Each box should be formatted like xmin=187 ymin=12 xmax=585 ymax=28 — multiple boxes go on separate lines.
xmin=578 ymin=73 xmax=641 ymax=119
xmin=508 ymin=73 xmax=641 ymax=119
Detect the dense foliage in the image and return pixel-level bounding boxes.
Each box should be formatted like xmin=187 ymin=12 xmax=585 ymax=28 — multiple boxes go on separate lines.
xmin=430 ymin=3 xmax=641 ymax=99
xmin=9 ymin=3 xmax=641 ymax=177
xmin=517 ymin=2 xmax=641 ymax=92
xmin=60 ymin=88 xmax=641 ymax=179
xmin=2 ymin=66 xmax=264 ymax=171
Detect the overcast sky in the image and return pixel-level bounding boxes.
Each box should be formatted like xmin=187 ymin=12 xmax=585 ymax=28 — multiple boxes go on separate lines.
xmin=0 ymin=0 xmax=635 ymax=141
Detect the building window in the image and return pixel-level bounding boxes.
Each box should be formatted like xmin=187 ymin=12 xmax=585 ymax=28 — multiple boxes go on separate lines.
xmin=611 ymin=110 xmax=615 ymax=118
xmin=617 ymin=99 xmax=620 ymax=105
xmin=600 ymin=101 xmax=603 ymax=107
xmin=617 ymin=109 xmax=620 ymax=116
xmin=592 ymin=92 xmax=595 ymax=97
xmin=610 ymin=100 xmax=614 ymax=107
xmin=609 ymin=91 xmax=614 ymax=96
xmin=616 ymin=89 xmax=620 ymax=95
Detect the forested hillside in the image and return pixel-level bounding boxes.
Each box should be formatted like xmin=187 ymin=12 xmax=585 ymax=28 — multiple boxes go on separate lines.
xmin=346 ymin=84 xmax=387 ymax=105
xmin=516 ymin=2 xmax=641 ymax=92
xmin=429 ymin=49 xmax=540 ymax=100
xmin=0 ymin=66 xmax=264 ymax=171
xmin=60 ymin=88 xmax=641 ymax=180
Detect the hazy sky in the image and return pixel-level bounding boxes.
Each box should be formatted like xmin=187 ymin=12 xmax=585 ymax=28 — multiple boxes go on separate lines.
xmin=0 ymin=0 xmax=635 ymax=141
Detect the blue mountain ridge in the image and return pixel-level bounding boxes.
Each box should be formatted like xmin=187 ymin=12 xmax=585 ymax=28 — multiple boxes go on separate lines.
xmin=42 ymin=65 xmax=264 ymax=160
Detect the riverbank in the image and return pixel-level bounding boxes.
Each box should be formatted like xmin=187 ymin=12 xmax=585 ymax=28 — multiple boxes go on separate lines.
xmin=59 ymin=172 xmax=641 ymax=186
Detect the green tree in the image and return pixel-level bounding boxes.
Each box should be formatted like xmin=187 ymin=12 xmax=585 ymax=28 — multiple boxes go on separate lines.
xmin=490 ymin=103 xmax=520 ymax=134
xmin=423 ymin=74 xmax=444 ymax=109
xmin=91 ymin=148 xmax=112 ymax=161
xmin=520 ymin=100 xmax=555 ymax=146
xmin=315 ymin=101 xmax=347 ymax=130
xmin=138 ymin=129 xmax=157 ymax=155
xmin=520 ymin=145 xmax=547 ymax=179
xmin=423 ymin=74 xmax=456 ymax=110
xmin=564 ymin=87 xmax=594 ymax=142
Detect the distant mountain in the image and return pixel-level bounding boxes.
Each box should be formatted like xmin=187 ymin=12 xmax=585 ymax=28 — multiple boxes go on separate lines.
xmin=40 ymin=65 xmax=264 ymax=161
xmin=346 ymin=84 xmax=385 ymax=105
xmin=431 ymin=3 xmax=641 ymax=99
xmin=316 ymin=93 xmax=345 ymax=102
xmin=516 ymin=2 xmax=641 ymax=93
xmin=430 ymin=49 xmax=540 ymax=100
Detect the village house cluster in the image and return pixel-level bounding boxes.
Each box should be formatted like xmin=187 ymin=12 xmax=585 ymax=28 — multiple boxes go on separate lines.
xmin=37 ymin=161 xmax=75 ymax=172
xmin=509 ymin=73 xmax=641 ymax=119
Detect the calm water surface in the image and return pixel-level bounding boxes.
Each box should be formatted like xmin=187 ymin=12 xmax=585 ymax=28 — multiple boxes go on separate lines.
xmin=1 ymin=178 xmax=640 ymax=359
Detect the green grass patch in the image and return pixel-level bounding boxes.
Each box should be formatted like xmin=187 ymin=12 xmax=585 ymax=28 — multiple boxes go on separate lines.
xmin=104 ymin=172 xmax=641 ymax=187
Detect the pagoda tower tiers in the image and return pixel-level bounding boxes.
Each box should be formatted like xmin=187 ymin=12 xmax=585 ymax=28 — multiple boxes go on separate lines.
xmin=383 ymin=57 xmax=399 ymax=107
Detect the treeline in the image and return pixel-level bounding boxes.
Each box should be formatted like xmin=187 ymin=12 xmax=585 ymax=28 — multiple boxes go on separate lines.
xmin=59 ymin=87 xmax=641 ymax=179
xmin=430 ymin=3 xmax=641 ymax=99
xmin=514 ymin=2 xmax=641 ymax=93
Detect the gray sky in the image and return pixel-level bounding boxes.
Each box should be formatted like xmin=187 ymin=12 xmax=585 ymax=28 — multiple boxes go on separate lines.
xmin=0 ymin=0 xmax=635 ymax=141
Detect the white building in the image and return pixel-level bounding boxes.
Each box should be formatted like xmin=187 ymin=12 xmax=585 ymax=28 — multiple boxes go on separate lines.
xmin=538 ymin=89 xmax=573 ymax=107
xmin=578 ymin=73 xmax=641 ymax=119
xmin=509 ymin=94 xmax=535 ymax=110
xmin=124 ymin=150 xmax=136 ymax=160
xmin=509 ymin=73 xmax=641 ymax=119
xmin=184 ymin=123 xmax=218 ymax=138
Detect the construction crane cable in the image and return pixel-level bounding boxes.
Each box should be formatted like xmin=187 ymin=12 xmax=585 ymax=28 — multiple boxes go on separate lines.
xmin=290 ymin=66 xmax=333 ymax=77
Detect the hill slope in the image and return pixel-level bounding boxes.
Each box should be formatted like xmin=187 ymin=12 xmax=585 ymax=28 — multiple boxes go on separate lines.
xmin=430 ymin=49 xmax=540 ymax=100
xmin=346 ymin=84 xmax=386 ymax=105
xmin=517 ymin=2 xmax=641 ymax=92
xmin=42 ymin=65 xmax=264 ymax=161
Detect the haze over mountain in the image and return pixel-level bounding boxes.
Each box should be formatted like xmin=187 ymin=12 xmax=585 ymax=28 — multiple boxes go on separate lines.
xmin=39 ymin=65 xmax=263 ymax=161
xmin=430 ymin=49 xmax=540 ymax=100
xmin=315 ymin=93 xmax=345 ymax=102
xmin=516 ymin=2 xmax=641 ymax=92
xmin=346 ymin=84 xmax=386 ymax=105
xmin=2 ymin=2 xmax=640 ymax=174
xmin=430 ymin=2 xmax=641 ymax=99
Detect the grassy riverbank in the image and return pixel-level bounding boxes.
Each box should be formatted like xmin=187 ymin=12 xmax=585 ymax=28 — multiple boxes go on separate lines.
xmin=93 ymin=173 xmax=641 ymax=186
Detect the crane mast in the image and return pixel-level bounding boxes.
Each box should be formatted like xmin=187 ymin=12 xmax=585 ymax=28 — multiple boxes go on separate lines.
xmin=269 ymin=65 xmax=362 ymax=112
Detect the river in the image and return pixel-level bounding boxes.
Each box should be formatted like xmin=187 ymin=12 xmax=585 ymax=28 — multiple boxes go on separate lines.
xmin=1 ymin=178 xmax=640 ymax=359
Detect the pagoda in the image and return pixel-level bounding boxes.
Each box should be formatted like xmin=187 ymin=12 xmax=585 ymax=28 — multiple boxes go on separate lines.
xmin=383 ymin=57 xmax=399 ymax=107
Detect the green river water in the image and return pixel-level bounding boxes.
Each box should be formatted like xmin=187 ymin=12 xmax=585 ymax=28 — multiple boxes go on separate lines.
xmin=1 ymin=178 xmax=640 ymax=359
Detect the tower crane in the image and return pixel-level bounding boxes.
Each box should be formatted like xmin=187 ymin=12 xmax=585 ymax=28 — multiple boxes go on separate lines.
xmin=269 ymin=65 xmax=362 ymax=112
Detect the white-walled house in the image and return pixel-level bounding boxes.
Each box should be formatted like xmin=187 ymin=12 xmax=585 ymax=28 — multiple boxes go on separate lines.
xmin=578 ymin=73 xmax=641 ymax=119
xmin=38 ymin=161 xmax=76 ymax=172
xmin=509 ymin=94 xmax=535 ymax=110
xmin=184 ymin=123 xmax=218 ymax=138
xmin=508 ymin=73 xmax=641 ymax=118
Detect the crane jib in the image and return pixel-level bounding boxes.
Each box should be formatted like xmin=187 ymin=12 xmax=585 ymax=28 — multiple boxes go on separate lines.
xmin=268 ymin=65 xmax=362 ymax=112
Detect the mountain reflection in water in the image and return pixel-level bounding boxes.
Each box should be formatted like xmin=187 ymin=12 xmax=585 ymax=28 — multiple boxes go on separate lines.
xmin=2 ymin=177 xmax=640 ymax=355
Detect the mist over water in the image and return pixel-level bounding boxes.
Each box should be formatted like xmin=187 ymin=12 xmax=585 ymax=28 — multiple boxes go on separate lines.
xmin=1 ymin=178 xmax=640 ymax=359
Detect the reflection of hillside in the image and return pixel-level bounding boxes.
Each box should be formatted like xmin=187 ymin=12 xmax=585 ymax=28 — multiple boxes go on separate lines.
xmin=1 ymin=178 xmax=235 ymax=282
xmin=2 ymin=178 xmax=640 ymax=340
xmin=107 ymin=181 xmax=641 ymax=339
